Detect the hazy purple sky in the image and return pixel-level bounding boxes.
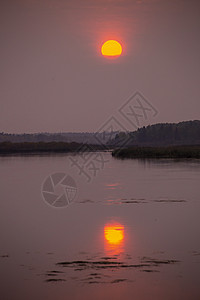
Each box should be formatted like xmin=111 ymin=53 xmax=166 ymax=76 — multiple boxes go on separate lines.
xmin=1 ymin=0 xmax=200 ymax=133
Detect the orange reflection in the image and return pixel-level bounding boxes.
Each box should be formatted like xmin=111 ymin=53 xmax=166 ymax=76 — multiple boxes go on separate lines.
xmin=104 ymin=223 xmax=125 ymax=255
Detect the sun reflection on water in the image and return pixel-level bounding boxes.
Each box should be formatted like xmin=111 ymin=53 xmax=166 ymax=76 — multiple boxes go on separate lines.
xmin=104 ymin=223 xmax=125 ymax=256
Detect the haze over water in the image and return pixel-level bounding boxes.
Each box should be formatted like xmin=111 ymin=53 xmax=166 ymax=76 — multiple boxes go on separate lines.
xmin=0 ymin=153 xmax=200 ymax=300
xmin=1 ymin=0 xmax=200 ymax=299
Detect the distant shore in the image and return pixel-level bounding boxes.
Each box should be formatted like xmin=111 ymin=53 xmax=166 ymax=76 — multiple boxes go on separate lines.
xmin=1 ymin=142 xmax=200 ymax=159
xmin=112 ymin=145 xmax=200 ymax=159
xmin=0 ymin=142 xmax=105 ymax=154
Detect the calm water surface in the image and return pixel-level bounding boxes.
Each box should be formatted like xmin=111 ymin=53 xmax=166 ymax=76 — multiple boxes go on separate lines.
xmin=0 ymin=153 xmax=200 ymax=300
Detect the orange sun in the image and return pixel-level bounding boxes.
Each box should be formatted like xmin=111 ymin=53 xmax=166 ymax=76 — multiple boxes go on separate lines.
xmin=101 ymin=40 xmax=122 ymax=58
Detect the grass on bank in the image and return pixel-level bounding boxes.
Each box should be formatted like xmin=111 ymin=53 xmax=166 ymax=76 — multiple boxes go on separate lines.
xmin=112 ymin=145 xmax=200 ymax=159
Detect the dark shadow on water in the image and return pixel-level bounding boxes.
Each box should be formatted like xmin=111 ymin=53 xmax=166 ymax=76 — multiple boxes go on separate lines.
xmin=46 ymin=255 xmax=180 ymax=284
xmin=45 ymin=278 xmax=66 ymax=283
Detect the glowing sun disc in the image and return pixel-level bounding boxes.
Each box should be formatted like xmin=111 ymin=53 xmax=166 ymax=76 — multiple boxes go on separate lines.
xmin=101 ymin=40 xmax=122 ymax=57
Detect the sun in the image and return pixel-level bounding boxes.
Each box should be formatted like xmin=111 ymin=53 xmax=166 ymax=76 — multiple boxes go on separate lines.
xmin=101 ymin=40 xmax=122 ymax=57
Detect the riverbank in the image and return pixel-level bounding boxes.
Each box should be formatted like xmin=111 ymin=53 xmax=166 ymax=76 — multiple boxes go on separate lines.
xmin=112 ymin=145 xmax=200 ymax=159
xmin=0 ymin=142 xmax=104 ymax=154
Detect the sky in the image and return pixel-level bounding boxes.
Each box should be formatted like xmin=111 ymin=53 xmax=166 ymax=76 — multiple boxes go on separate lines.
xmin=1 ymin=0 xmax=200 ymax=133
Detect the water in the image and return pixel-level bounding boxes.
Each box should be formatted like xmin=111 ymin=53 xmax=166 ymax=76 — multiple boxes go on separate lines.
xmin=0 ymin=153 xmax=200 ymax=300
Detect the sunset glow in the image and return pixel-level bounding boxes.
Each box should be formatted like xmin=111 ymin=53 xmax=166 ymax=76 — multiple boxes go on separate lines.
xmin=101 ymin=40 xmax=122 ymax=57
xmin=104 ymin=224 xmax=124 ymax=245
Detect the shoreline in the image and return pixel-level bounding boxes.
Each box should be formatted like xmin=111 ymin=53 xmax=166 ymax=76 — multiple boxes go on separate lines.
xmin=0 ymin=142 xmax=106 ymax=155
xmin=112 ymin=145 xmax=200 ymax=159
